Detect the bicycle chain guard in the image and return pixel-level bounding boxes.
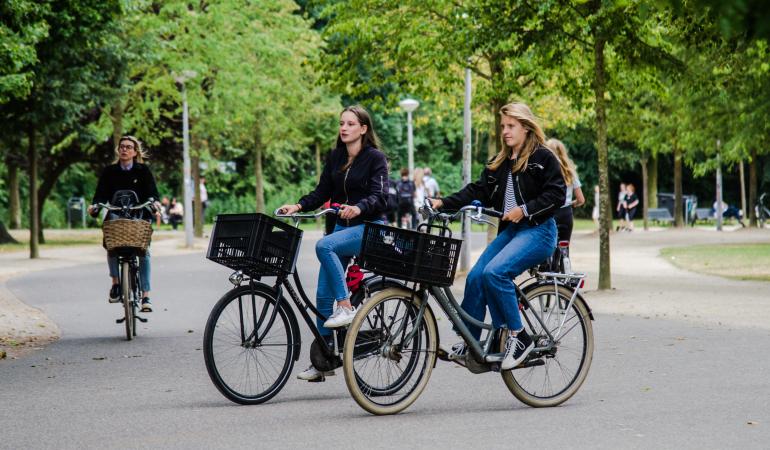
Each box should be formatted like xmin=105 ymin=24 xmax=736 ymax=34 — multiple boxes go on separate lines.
xmin=310 ymin=337 xmax=342 ymax=372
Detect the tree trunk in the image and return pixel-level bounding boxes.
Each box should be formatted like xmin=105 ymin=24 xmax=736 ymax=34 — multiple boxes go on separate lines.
xmin=315 ymin=141 xmax=323 ymax=229
xmin=254 ymin=130 xmax=265 ymax=214
xmin=641 ymin=154 xmax=649 ymax=231
xmin=648 ymin=153 xmax=658 ymax=208
xmin=749 ymin=148 xmax=758 ymax=226
xmin=28 ymin=127 xmax=39 ymax=259
xmin=8 ymin=159 xmax=21 ymax=229
xmin=0 ymin=221 xmax=18 ymax=244
xmin=673 ymin=145 xmax=684 ymax=228
xmin=594 ymin=32 xmax=611 ymax=290
xmin=739 ymin=160 xmax=747 ymax=220
xmin=193 ymin=154 xmax=203 ymax=238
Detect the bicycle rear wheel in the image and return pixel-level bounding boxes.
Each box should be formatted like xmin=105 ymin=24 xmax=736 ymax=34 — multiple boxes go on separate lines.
xmin=501 ymin=283 xmax=593 ymax=407
xmin=121 ymin=261 xmax=133 ymax=341
xmin=343 ymin=287 xmax=437 ymax=415
xmin=203 ymin=284 xmax=297 ymax=405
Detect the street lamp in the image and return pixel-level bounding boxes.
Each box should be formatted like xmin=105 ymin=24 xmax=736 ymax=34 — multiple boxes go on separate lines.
xmin=174 ymin=70 xmax=197 ymax=248
xmin=399 ymin=98 xmax=420 ymax=180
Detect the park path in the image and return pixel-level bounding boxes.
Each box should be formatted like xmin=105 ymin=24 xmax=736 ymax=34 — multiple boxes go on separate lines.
xmin=0 ymin=230 xmax=206 ymax=358
xmin=2 ymin=226 xmax=768 ymax=360
xmin=569 ymin=227 xmax=770 ymax=330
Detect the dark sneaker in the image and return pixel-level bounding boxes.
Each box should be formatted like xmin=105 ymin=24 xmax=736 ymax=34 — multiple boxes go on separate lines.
xmin=140 ymin=297 xmax=153 ymax=312
xmin=501 ymin=330 xmax=534 ymax=370
xmin=109 ymin=284 xmax=121 ymax=303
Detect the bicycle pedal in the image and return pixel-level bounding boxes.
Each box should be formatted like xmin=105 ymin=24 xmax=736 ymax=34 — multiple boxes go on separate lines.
xmin=116 ymin=317 xmax=125 ymax=324
xmin=307 ymin=376 xmax=326 ymax=383
xmin=136 ymin=316 xmax=148 ymax=323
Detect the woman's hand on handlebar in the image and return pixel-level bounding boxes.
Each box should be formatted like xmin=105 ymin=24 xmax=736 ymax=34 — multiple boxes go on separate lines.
xmin=277 ymin=203 xmax=301 ymax=215
xmin=428 ymin=198 xmax=443 ymax=210
xmin=87 ymin=204 xmax=100 ymax=217
xmin=338 ymin=204 xmax=361 ymax=220
xmin=502 ymin=206 xmax=525 ymax=223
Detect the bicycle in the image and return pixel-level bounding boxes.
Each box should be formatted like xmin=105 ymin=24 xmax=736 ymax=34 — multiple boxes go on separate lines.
xmin=92 ymin=190 xmax=155 ymax=341
xmin=342 ymin=202 xmax=595 ymax=415
xmin=202 ymin=207 xmax=405 ymax=405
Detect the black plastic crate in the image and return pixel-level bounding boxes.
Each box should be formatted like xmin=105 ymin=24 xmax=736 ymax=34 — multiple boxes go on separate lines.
xmin=359 ymin=222 xmax=462 ymax=287
xmin=206 ymin=213 xmax=303 ymax=277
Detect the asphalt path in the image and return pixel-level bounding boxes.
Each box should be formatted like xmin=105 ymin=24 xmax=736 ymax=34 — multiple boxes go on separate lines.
xmin=2 ymin=230 xmax=769 ymax=449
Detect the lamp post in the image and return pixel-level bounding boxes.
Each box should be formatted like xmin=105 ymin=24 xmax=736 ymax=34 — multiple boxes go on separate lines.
xmin=399 ymin=98 xmax=420 ymax=180
xmin=174 ymin=70 xmax=197 ymax=248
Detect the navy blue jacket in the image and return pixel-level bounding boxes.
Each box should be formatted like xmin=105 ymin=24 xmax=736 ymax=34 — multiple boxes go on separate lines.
xmin=298 ymin=146 xmax=388 ymax=227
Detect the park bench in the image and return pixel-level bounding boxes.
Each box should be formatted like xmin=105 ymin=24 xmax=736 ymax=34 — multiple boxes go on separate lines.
xmin=647 ymin=208 xmax=674 ymax=224
xmin=693 ymin=208 xmax=713 ymax=224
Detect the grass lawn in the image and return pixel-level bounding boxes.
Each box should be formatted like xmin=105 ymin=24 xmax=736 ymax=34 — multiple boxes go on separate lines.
xmin=660 ymin=243 xmax=770 ymax=282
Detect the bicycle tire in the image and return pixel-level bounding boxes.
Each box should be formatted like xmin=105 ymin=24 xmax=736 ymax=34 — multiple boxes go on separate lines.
xmin=343 ymin=287 xmax=437 ymax=415
xmin=121 ymin=261 xmax=133 ymax=341
xmin=203 ymin=284 xmax=296 ymax=405
xmin=132 ymin=265 xmax=140 ymax=337
xmin=501 ymin=283 xmax=593 ymax=407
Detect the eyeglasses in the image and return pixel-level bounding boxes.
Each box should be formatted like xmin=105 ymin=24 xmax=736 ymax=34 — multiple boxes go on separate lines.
xmin=119 ymin=144 xmax=135 ymax=150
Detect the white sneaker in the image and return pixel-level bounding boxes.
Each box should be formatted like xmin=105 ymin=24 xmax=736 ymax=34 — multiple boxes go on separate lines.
xmin=501 ymin=330 xmax=534 ymax=370
xmin=323 ymin=305 xmax=356 ymax=328
xmin=296 ymin=365 xmax=334 ymax=381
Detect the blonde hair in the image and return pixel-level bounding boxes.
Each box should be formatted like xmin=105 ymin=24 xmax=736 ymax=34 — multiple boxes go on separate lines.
xmin=112 ymin=136 xmax=148 ymax=164
xmin=488 ymin=102 xmax=546 ymax=173
xmin=413 ymin=167 xmax=425 ymax=188
xmin=545 ymin=138 xmax=575 ymax=185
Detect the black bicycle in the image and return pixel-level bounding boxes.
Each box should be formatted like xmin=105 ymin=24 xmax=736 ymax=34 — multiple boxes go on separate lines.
xmin=92 ymin=190 xmax=155 ymax=340
xmin=342 ymin=202 xmax=594 ymax=415
xmin=202 ymin=208 xmax=404 ymax=405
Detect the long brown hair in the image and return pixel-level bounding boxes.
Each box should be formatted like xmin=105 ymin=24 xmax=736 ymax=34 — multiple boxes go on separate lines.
xmin=545 ymin=138 xmax=575 ymax=185
xmin=336 ymin=105 xmax=382 ymax=172
xmin=487 ymin=102 xmax=545 ymax=173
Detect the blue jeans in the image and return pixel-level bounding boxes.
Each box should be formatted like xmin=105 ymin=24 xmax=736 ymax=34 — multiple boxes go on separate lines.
xmin=315 ymin=221 xmax=381 ymax=336
xmin=108 ymin=249 xmax=151 ymax=293
xmin=460 ymin=218 xmax=557 ymax=340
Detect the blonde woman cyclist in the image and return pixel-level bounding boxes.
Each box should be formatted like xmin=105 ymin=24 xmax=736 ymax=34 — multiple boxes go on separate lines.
xmin=430 ymin=102 xmax=565 ymax=370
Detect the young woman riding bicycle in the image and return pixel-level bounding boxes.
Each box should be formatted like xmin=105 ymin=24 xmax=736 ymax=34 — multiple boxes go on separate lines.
xmin=429 ymin=102 xmax=566 ymax=371
xmin=88 ymin=136 xmax=160 ymax=312
xmin=278 ymin=105 xmax=389 ymax=381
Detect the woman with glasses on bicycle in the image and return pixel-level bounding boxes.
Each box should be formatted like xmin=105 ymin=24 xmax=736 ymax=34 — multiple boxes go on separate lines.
xmin=88 ymin=136 xmax=160 ymax=312
xmin=430 ymin=102 xmax=565 ymax=370
xmin=278 ymin=105 xmax=388 ymax=381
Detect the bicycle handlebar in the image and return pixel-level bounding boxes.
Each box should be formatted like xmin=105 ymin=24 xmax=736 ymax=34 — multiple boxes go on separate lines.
xmin=274 ymin=207 xmax=339 ymax=220
xmin=419 ymin=199 xmax=502 ymax=226
xmin=91 ymin=198 xmax=157 ymax=215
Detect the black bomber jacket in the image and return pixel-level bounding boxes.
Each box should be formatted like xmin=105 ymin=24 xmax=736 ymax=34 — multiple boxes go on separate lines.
xmin=298 ymin=145 xmax=388 ymax=227
xmin=441 ymin=145 xmax=566 ymax=231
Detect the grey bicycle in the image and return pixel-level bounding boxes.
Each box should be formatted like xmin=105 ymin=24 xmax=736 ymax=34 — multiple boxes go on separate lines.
xmin=342 ymin=202 xmax=595 ymax=415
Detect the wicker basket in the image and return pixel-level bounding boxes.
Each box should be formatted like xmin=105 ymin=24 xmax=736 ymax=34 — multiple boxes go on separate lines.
xmin=103 ymin=219 xmax=153 ymax=251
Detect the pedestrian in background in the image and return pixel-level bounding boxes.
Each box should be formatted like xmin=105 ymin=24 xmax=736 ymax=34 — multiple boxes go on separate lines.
xmin=424 ymin=166 xmax=441 ymax=198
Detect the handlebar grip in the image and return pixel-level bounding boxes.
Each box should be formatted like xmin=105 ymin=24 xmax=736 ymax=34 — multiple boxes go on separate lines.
xmin=482 ymin=208 xmax=503 ymax=218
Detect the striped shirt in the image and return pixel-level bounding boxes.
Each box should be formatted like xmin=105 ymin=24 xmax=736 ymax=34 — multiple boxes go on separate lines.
xmin=504 ymin=171 xmax=519 ymax=214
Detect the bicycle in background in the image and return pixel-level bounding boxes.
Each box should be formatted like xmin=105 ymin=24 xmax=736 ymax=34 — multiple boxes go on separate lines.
xmin=91 ymin=190 xmax=156 ymax=340
xmin=341 ymin=202 xmax=594 ymax=415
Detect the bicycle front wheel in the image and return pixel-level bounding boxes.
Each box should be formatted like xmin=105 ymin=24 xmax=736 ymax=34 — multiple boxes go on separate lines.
xmin=203 ymin=284 xmax=297 ymax=405
xmin=121 ymin=261 xmax=133 ymax=341
xmin=501 ymin=283 xmax=594 ymax=407
xmin=343 ymin=287 xmax=437 ymax=415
